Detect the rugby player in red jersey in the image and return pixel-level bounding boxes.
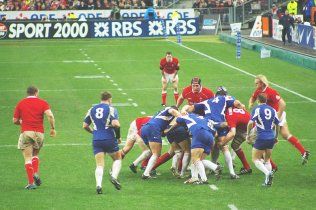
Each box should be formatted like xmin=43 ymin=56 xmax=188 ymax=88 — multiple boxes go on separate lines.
xmin=249 ymin=75 xmax=310 ymax=165
xmin=218 ymin=107 xmax=252 ymax=175
xmin=160 ymin=51 xmax=180 ymax=106
xmin=176 ymin=77 xmax=214 ymax=108
xmin=120 ymin=116 xmax=152 ymax=173
xmin=13 ymin=86 xmax=56 ymax=190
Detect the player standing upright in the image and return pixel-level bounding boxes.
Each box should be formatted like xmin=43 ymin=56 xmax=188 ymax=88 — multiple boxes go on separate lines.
xmin=83 ymin=91 xmax=122 ymax=194
xmin=247 ymin=93 xmax=280 ymax=187
xmin=160 ymin=52 xmax=180 ymax=106
xmin=13 ymin=86 xmax=56 ymax=190
xmin=248 ymin=75 xmax=310 ymax=164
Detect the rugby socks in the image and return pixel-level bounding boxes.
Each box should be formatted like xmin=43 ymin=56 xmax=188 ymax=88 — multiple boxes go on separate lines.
xmin=162 ymin=92 xmax=167 ymax=105
xmin=211 ymin=145 xmax=220 ymax=163
xmin=287 ymin=135 xmax=305 ymax=155
xmin=152 ymin=152 xmax=173 ymax=170
xmin=172 ymin=150 xmax=181 ymax=169
xmin=254 ymin=159 xmax=269 ymax=176
xmin=180 ymin=152 xmax=190 ymax=176
xmin=133 ymin=150 xmax=151 ymax=166
xmin=195 ymin=160 xmax=207 ymax=182
xmin=224 ymin=150 xmax=236 ymax=175
xmin=190 ymin=163 xmax=198 ymax=179
xmin=141 ymin=156 xmax=151 ymax=169
xmin=177 ymin=152 xmax=184 ymax=172
xmin=270 ymin=159 xmax=277 ymax=170
xmin=25 ymin=161 xmax=34 ymax=184
xmin=264 ymin=161 xmax=272 ymax=172
xmin=173 ymin=92 xmax=179 ymax=103
xmin=235 ymin=148 xmax=251 ymax=170
xmin=111 ymin=160 xmax=122 ymax=179
xmin=95 ymin=166 xmax=104 ymax=187
xmin=143 ymin=154 xmax=158 ymax=176
xmin=202 ymin=159 xmax=218 ymax=171
xmin=32 ymin=156 xmax=39 ymax=175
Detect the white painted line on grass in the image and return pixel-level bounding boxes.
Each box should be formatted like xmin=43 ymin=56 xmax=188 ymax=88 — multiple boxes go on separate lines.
xmin=74 ymin=75 xmax=105 ymax=79
xmin=106 ymin=75 xmax=111 ymax=78
xmin=228 ymin=204 xmax=238 ymax=210
xmin=168 ymin=40 xmax=316 ymax=103
xmin=122 ymin=92 xmax=127 ymax=95
xmin=110 ymin=80 xmax=114 ymax=82
xmin=209 ymin=185 xmax=218 ymax=191
xmin=94 ymin=63 xmax=98 ymax=66
xmin=113 ymin=83 xmax=118 ymax=86
xmin=87 ymin=57 xmax=91 ymax=59
xmin=128 ymin=98 xmax=133 ymax=101
xmin=101 ymin=72 xmax=105 ymax=74
xmin=98 ymin=68 xmax=102 ymax=70
xmin=141 ymin=111 xmax=146 ymax=115
xmin=63 ymin=60 xmax=94 ymax=63
xmin=118 ymin=88 xmax=123 ymax=91
xmin=132 ymin=103 xmax=138 ymax=107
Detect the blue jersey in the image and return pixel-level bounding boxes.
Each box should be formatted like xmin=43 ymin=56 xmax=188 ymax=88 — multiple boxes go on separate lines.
xmin=194 ymin=95 xmax=235 ymax=122
xmin=84 ymin=103 xmax=119 ymax=141
xmin=147 ymin=107 xmax=176 ymax=132
xmin=251 ymin=104 xmax=280 ymax=140
xmin=176 ymin=113 xmax=214 ymax=136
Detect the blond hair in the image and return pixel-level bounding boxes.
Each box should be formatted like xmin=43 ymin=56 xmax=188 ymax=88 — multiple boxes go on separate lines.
xmin=255 ymin=74 xmax=269 ymax=87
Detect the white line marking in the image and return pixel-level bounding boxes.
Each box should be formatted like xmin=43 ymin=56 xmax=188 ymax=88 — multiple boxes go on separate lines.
xmin=63 ymin=60 xmax=94 ymax=63
xmin=122 ymin=92 xmax=127 ymax=95
xmin=94 ymin=64 xmax=98 ymax=66
xmin=141 ymin=111 xmax=146 ymax=115
xmin=106 ymin=75 xmax=111 ymax=78
xmin=74 ymin=75 xmax=105 ymax=79
xmin=168 ymin=40 xmax=316 ymax=103
xmin=110 ymin=80 xmax=114 ymax=82
xmin=132 ymin=103 xmax=138 ymax=107
xmin=111 ymin=103 xmax=133 ymax=107
xmin=128 ymin=98 xmax=133 ymax=101
xmin=228 ymin=204 xmax=238 ymax=210
xmin=84 ymin=54 xmax=88 ymax=56
xmin=113 ymin=83 xmax=118 ymax=86
xmin=98 ymin=68 xmax=102 ymax=70
xmin=87 ymin=57 xmax=91 ymax=59
xmin=209 ymin=185 xmax=219 ymax=191
xmin=118 ymin=88 xmax=123 ymax=91
xmin=101 ymin=72 xmax=105 ymax=74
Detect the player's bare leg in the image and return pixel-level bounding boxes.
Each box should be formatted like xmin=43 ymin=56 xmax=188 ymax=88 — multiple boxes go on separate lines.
xmin=172 ymin=77 xmax=179 ymax=104
xmin=191 ymin=148 xmax=208 ymax=183
xmin=22 ymin=145 xmax=37 ymax=190
xmin=95 ymin=152 xmax=105 ymax=194
xmin=109 ymin=151 xmax=122 ymax=190
xmin=280 ymin=123 xmax=309 ymax=164
xmin=221 ymin=144 xmax=239 ymax=179
xmin=142 ymin=142 xmax=162 ymax=179
xmin=129 ymin=138 xmax=151 ymax=173
xmin=121 ymin=139 xmax=136 ymax=158
xmin=231 ymin=135 xmax=252 ymax=175
xmin=178 ymin=140 xmax=190 ymax=178
xmin=161 ymin=77 xmax=168 ymax=106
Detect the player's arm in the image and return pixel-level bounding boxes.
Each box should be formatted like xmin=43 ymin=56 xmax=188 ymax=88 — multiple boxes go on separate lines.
xmin=172 ymin=61 xmax=180 ymax=80
xmin=218 ymin=127 xmax=236 ymax=147
xmin=176 ymin=94 xmax=185 ymax=108
xmin=83 ymin=122 xmax=93 ymax=134
xmin=246 ymin=120 xmax=254 ymax=144
xmin=233 ymin=100 xmax=245 ymax=109
xmin=13 ymin=117 xmax=21 ymax=125
xmin=277 ymin=98 xmax=286 ymax=119
xmin=248 ymin=96 xmax=256 ymax=110
xmin=181 ymin=105 xmax=194 ymax=115
xmin=45 ymin=109 xmax=56 ymax=137
xmin=164 ymin=118 xmax=179 ymax=135
xmin=168 ymin=107 xmax=181 ymax=117
xmin=160 ymin=61 xmax=166 ymax=79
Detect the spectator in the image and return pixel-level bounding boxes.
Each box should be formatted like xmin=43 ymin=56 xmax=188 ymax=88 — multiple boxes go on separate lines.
xmin=103 ymin=0 xmax=111 ymax=9
xmin=95 ymin=0 xmax=103 ymax=9
xmin=144 ymin=6 xmax=157 ymax=20
xmin=287 ymin=0 xmax=298 ymax=15
xmin=110 ymin=2 xmax=121 ymax=19
xmin=311 ymin=0 xmax=316 ymax=25
xmin=87 ymin=0 xmax=94 ymax=9
xmin=0 ymin=1 xmax=4 ymax=11
xmin=118 ymin=0 xmax=125 ymax=8
xmin=131 ymin=0 xmax=140 ymax=8
xmin=279 ymin=10 xmax=295 ymax=45
xmin=125 ymin=0 xmax=132 ymax=8
xmin=302 ymin=0 xmax=313 ymax=22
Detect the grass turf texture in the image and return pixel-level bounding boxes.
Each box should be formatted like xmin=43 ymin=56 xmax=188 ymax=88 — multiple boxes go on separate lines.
xmin=0 ymin=36 xmax=315 ymax=209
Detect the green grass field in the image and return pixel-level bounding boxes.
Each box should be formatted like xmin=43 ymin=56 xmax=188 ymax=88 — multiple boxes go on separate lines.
xmin=0 ymin=36 xmax=316 ymax=210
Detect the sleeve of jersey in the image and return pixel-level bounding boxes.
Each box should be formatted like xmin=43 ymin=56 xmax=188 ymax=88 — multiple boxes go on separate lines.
xmin=175 ymin=59 xmax=180 ymax=70
xmin=159 ymin=60 xmax=164 ymax=70
xmin=42 ymin=100 xmax=50 ymax=112
xmin=250 ymin=108 xmax=258 ymax=122
xmin=194 ymin=103 xmax=205 ymax=113
xmin=251 ymin=89 xmax=260 ymax=100
xmin=271 ymin=90 xmax=281 ymax=104
xmin=273 ymin=110 xmax=280 ymax=125
xmin=13 ymin=104 xmax=20 ymax=119
xmin=83 ymin=109 xmax=92 ymax=124
xmin=110 ymin=107 xmax=119 ymax=120
xmin=225 ymin=96 xmax=235 ymax=107
xmin=176 ymin=117 xmax=184 ymax=125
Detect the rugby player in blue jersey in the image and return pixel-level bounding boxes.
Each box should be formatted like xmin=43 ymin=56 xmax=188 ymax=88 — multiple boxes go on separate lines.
xmin=141 ymin=106 xmax=181 ymax=179
xmin=247 ymin=93 xmax=280 ymax=187
xmin=83 ymin=91 xmax=122 ymax=194
xmin=181 ymin=86 xmax=245 ymax=179
xmin=167 ymin=113 xmax=221 ymax=184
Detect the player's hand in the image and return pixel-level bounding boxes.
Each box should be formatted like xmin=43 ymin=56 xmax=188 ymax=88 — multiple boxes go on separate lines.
xmin=172 ymin=78 xmax=176 ymax=82
xmin=50 ymin=128 xmax=56 ymax=137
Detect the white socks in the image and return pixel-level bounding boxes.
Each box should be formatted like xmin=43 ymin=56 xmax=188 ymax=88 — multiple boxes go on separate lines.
xmin=190 ymin=163 xmax=198 ymax=179
xmin=172 ymin=150 xmax=181 ymax=169
xmin=143 ymin=154 xmax=158 ymax=176
xmin=95 ymin=166 xmax=104 ymax=187
xmin=254 ymin=159 xmax=269 ymax=176
xmin=223 ymin=150 xmax=236 ymax=175
xmin=133 ymin=150 xmax=151 ymax=166
xmin=111 ymin=160 xmax=122 ymax=179
xmin=202 ymin=159 xmax=218 ymax=171
xmin=195 ymin=160 xmax=207 ymax=182
xmin=180 ymin=152 xmax=190 ymax=176
xmin=264 ymin=161 xmax=272 ymax=172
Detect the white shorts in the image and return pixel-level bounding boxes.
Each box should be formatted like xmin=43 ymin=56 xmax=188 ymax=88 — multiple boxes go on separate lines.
xmin=126 ymin=120 xmax=143 ymax=144
xmin=279 ymin=111 xmax=287 ymax=126
xmin=162 ymin=73 xmax=178 ymax=84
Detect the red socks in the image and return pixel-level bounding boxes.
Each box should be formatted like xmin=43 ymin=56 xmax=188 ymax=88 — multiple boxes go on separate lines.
xmin=162 ymin=93 xmax=167 ymax=105
xmin=25 ymin=163 xmax=34 ymax=184
xmin=141 ymin=156 xmax=151 ymax=168
xmin=288 ymin=136 xmax=305 ymax=155
xmin=235 ymin=148 xmax=250 ymax=170
xmin=32 ymin=156 xmax=39 ymax=174
xmin=174 ymin=93 xmax=179 ymax=103
xmin=270 ymin=158 xmax=277 ymax=170
xmin=152 ymin=153 xmax=173 ymax=170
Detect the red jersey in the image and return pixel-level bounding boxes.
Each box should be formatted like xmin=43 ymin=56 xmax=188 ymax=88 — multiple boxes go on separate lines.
xmin=160 ymin=57 xmax=179 ymax=74
xmin=251 ymin=86 xmax=281 ymax=111
xmin=135 ymin=116 xmax=151 ymax=135
xmin=181 ymin=86 xmax=214 ymax=105
xmin=14 ymin=96 xmax=50 ymax=133
xmin=225 ymin=108 xmax=251 ymax=132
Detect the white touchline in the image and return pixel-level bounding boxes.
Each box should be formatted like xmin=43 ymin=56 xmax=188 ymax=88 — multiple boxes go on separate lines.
xmin=209 ymin=185 xmax=219 ymax=191
xmin=141 ymin=111 xmax=146 ymax=115
xmin=168 ymin=40 xmax=316 ymax=103
xmin=228 ymin=204 xmax=238 ymax=210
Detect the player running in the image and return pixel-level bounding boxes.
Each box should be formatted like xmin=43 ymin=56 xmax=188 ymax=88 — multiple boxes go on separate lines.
xmin=247 ymin=93 xmax=280 ymax=187
xmin=141 ymin=106 xmax=181 ymax=179
xmin=249 ymin=74 xmax=310 ymax=164
xmin=83 ymin=91 xmax=122 ymax=194
xmin=160 ymin=51 xmax=180 ymax=106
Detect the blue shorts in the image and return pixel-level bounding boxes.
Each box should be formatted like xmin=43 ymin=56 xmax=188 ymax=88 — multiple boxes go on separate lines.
xmin=93 ymin=139 xmax=119 ymax=155
xmin=167 ymin=126 xmax=190 ymax=144
xmin=216 ymin=127 xmax=229 ymax=137
xmin=141 ymin=124 xmax=162 ymax=145
xmin=254 ymin=139 xmax=275 ymax=150
xmin=191 ymin=129 xmax=214 ymax=155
